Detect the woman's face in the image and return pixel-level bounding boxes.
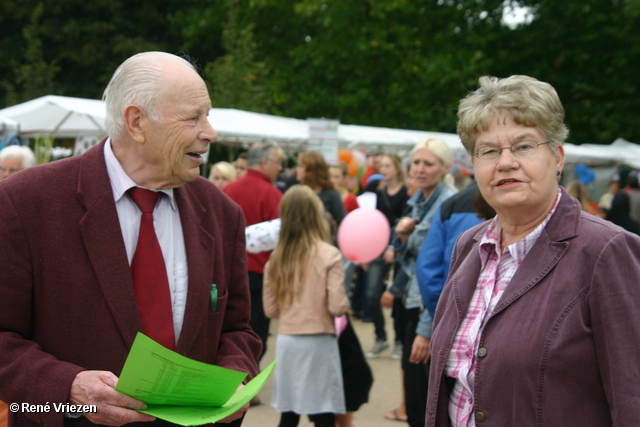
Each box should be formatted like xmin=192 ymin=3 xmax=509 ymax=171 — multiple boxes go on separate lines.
xmin=410 ymin=148 xmax=449 ymax=193
xmin=472 ymin=115 xmax=564 ymax=218
xmin=235 ymin=158 xmax=247 ymax=178
xmin=212 ymin=171 xmax=228 ymax=190
xmin=378 ymin=156 xmax=399 ymax=181
xmin=295 ymin=161 xmax=306 ymax=182
xmin=329 ymin=167 xmax=346 ymax=189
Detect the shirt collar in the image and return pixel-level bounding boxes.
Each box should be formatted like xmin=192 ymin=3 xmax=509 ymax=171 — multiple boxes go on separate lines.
xmin=479 ymin=188 xmax=562 ymax=267
xmin=103 ymin=138 xmax=177 ymax=210
xmin=246 ymin=168 xmax=273 ymax=183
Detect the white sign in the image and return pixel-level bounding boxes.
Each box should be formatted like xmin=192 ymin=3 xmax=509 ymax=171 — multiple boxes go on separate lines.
xmin=307 ymin=118 xmax=339 ymax=164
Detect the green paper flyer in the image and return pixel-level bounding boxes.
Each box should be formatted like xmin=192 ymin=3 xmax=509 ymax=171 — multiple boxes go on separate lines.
xmin=116 ymin=332 xmax=275 ymax=425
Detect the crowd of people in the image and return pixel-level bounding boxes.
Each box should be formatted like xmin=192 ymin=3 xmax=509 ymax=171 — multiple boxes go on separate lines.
xmin=1 ymin=53 xmax=639 ymax=427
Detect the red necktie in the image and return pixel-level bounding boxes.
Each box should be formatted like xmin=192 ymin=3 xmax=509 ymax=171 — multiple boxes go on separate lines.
xmin=129 ymin=188 xmax=175 ymax=350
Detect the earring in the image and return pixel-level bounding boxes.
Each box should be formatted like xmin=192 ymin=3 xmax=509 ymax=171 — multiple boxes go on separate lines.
xmin=556 ymin=170 xmax=561 ymax=177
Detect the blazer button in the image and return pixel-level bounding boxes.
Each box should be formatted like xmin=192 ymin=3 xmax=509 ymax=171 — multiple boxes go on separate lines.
xmin=475 ymin=412 xmax=485 ymax=422
xmin=478 ymin=347 xmax=487 ymax=357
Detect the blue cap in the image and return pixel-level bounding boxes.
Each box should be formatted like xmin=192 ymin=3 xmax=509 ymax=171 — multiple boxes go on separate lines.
xmin=366 ymin=174 xmax=383 ymax=185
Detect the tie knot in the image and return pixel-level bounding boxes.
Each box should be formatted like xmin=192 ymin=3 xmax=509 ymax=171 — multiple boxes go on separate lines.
xmin=129 ymin=187 xmax=161 ymax=213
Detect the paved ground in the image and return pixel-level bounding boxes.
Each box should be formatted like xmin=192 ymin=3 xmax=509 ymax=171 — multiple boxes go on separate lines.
xmin=242 ymin=310 xmax=407 ymax=426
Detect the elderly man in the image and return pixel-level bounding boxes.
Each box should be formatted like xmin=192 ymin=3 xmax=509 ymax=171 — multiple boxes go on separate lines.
xmin=0 ymin=52 xmax=261 ymax=427
xmin=224 ymin=143 xmax=283 ymax=362
xmin=0 ymin=145 xmax=35 ymax=181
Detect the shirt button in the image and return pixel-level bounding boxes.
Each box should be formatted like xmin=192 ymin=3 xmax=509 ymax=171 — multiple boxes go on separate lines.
xmin=478 ymin=347 xmax=487 ymax=357
xmin=475 ymin=412 xmax=485 ymax=422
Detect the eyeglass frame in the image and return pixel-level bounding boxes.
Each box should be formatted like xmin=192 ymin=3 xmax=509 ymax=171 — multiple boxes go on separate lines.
xmin=472 ymin=140 xmax=552 ymax=161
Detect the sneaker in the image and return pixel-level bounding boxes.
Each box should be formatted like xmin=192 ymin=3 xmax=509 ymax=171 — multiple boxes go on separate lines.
xmin=366 ymin=339 xmax=390 ymax=357
xmin=390 ymin=341 xmax=403 ymax=359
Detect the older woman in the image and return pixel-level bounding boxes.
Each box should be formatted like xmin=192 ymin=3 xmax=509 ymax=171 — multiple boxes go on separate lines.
xmin=427 ymin=75 xmax=640 ymax=426
xmin=208 ymin=161 xmax=236 ymax=190
xmin=0 ymin=145 xmax=36 ymax=181
xmin=380 ymin=137 xmax=457 ymax=427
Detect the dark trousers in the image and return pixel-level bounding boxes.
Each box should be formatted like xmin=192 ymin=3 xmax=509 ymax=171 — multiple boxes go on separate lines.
xmin=365 ymin=256 xmax=388 ymax=341
xmin=391 ymin=272 xmax=409 ymax=344
xmin=248 ymin=272 xmax=270 ymax=361
xmin=402 ymin=308 xmax=430 ymax=427
xmin=278 ymin=412 xmax=335 ymax=427
xmin=389 ymin=264 xmax=410 ymax=344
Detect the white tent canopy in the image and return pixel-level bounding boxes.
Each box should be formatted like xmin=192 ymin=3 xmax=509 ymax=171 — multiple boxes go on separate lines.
xmin=210 ymin=108 xmax=309 ymax=148
xmin=209 ymin=108 xmax=465 ymax=154
xmin=2 ymin=96 xmax=640 ymax=170
xmin=0 ymin=95 xmax=106 ymax=138
xmin=0 ymin=115 xmax=19 ymax=133
xmin=563 ymin=138 xmax=640 ymax=169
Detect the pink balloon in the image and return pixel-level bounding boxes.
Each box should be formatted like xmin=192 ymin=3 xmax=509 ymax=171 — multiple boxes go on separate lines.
xmin=337 ymin=208 xmax=390 ymax=263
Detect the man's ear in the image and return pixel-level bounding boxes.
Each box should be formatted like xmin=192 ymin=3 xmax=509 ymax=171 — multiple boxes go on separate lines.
xmin=124 ymin=105 xmax=145 ymax=143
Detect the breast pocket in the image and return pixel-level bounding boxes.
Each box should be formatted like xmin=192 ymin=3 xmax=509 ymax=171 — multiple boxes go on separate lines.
xmin=408 ymin=221 xmax=431 ymax=254
xmin=205 ymin=286 xmax=229 ymax=357
xmin=210 ymin=284 xmax=228 ymax=313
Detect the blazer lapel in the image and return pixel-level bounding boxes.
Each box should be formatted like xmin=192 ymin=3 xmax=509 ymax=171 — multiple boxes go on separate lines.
xmin=451 ymin=226 xmax=486 ymax=323
xmin=491 ymin=188 xmax=580 ymax=317
xmin=174 ymin=185 xmax=216 ymax=355
xmin=77 ymin=142 xmax=141 ymax=348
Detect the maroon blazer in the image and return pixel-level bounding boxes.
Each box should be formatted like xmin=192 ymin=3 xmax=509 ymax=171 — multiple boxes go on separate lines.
xmin=427 ymin=187 xmax=640 ymax=427
xmin=0 ymin=142 xmax=261 ymax=427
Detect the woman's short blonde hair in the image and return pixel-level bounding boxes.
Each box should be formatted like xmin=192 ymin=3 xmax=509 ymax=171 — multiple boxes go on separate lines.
xmin=410 ymin=137 xmax=456 ymax=192
xmin=411 ymin=136 xmax=454 ymax=168
xmin=209 ymin=161 xmax=236 ymax=182
xmin=457 ymin=75 xmax=569 ymax=153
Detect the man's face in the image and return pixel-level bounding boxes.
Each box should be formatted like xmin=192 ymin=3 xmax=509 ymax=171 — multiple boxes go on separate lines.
xmin=140 ymin=63 xmax=218 ymax=189
xmin=263 ymin=149 xmax=283 ymax=182
xmin=0 ymin=157 xmax=24 ymax=181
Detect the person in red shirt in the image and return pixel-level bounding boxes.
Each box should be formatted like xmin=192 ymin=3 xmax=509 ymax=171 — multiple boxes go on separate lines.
xmin=224 ymin=142 xmax=283 ymax=361
xmin=359 ymin=151 xmax=382 ymax=190
xmin=329 ymin=163 xmax=359 ymax=213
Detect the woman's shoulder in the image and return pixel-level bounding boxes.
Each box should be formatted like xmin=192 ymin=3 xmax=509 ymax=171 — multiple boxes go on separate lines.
xmin=316 ymin=240 xmax=343 ymax=259
xmin=440 ymin=185 xmax=458 ymax=200
xmin=318 ymin=187 xmax=340 ymax=200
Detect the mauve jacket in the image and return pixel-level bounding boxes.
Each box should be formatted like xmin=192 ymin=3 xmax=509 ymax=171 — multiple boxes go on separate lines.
xmin=427 ymin=187 xmax=640 ymax=427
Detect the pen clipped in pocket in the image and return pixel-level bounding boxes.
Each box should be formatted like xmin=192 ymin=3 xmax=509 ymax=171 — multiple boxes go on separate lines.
xmin=210 ymin=284 xmax=218 ymax=312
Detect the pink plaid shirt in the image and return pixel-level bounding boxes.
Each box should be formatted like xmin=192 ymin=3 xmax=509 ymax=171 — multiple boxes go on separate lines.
xmin=445 ymin=190 xmax=561 ymax=427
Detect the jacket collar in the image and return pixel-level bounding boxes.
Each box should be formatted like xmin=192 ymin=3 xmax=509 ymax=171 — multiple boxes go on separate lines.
xmin=76 ymin=140 xmax=214 ymax=355
xmin=458 ymin=186 xmax=581 ymax=318
xmin=78 ymin=140 xmax=142 ymax=349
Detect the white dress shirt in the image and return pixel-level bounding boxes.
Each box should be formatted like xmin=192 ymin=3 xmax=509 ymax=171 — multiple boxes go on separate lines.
xmin=103 ymin=140 xmax=188 ymax=344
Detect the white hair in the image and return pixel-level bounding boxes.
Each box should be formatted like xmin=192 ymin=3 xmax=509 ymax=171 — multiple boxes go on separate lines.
xmin=102 ymin=52 xmax=197 ymax=140
xmin=0 ymin=145 xmax=36 ymax=169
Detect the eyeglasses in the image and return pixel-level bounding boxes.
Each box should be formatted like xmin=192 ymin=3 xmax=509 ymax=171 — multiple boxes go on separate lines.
xmin=472 ymin=140 xmax=551 ymax=161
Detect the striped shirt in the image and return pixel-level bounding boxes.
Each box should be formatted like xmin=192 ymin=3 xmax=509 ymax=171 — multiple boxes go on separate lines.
xmin=104 ymin=140 xmax=188 ymax=344
xmin=445 ymin=190 xmax=561 ymax=427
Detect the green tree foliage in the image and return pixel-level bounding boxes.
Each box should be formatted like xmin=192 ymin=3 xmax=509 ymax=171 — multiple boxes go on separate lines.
xmin=489 ymin=0 xmax=640 ymax=144
xmin=2 ymin=3 xmax=60 ymax=106
xmin=205 ymin=0 xmax=271 ymax=113
xmin=249 ymin=0 xmax=504 ymax=133
xmin=0 ymin=0 xmax=209 ymax=106
xmin=0 ymin=0 xmax=638 ymax=144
